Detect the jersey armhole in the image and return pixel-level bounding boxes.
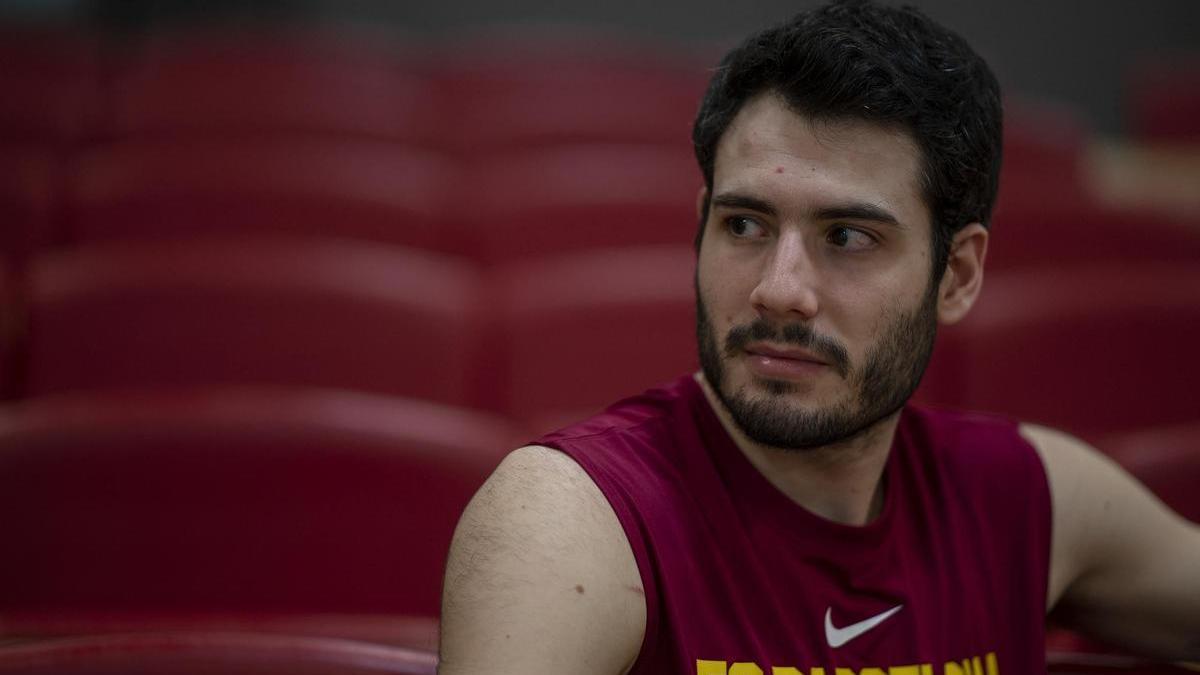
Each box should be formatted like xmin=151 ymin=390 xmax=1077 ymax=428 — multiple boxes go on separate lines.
xmin=1013 ymin=425 xmax=1057 ymax=614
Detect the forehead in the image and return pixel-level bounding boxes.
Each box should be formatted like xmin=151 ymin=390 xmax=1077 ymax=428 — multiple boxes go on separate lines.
xmin=713 ymin=93 xmax=929 ymax=229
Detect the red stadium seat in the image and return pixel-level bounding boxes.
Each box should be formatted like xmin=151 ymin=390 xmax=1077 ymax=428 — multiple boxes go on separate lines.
xmin=26 ymin=237 xmax=489 ymax=407
xmin=1097 ymin=422 xmax=1200 ymax=524
xmin=434 ymin=31 xmax=710 ymax=152
xmin=0 ymin=633 xmax=437 ymax=674
xmin=0 ymin=387 xmax=516 ymax=615
xmin=986 ymin=203 xmax=1200 ymax=272
xmin=1046 ymin=652 xmax=1198 ymax=673
xmin=108 ymin=26 xmax=439 ymax=144
xmin=492 ymin=245 xmax=697 ymax=430
xmin=0 ymin=612 xmax=438 ymax=652
xmin=64 ymin=139 xmax=459 ymax=253
xmin=460 ymin=144 xmax=701 ymax=262
xmin=920 ymin=264 xmax=1200 ymax=439
xmin=0 ymin=27 xmax=103 ymax=144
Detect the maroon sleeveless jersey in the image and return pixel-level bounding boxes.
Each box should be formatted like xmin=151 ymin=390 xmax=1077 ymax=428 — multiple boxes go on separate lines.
xmin=535 ymin=375 xmax=1052 ymax=675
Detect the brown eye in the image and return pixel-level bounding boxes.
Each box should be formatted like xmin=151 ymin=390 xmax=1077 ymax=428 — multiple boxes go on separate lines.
xmin=828 ymin=227 xmax=850 ymax=247
xmin=725 ymin=216 xmax=765 ymax=238
xmin=827 ymin=226 xmax=875 ymax=250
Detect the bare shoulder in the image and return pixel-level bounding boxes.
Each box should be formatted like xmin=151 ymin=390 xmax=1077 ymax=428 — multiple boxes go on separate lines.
xmin=439 ymin=445 xmax=646 ymax=675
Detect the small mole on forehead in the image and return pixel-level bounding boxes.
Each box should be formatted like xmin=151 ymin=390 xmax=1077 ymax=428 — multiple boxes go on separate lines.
xmin=774 ymin=166 xmax=785 ymax=173
xmin=575 ymin=584 xmax=585 ymax=594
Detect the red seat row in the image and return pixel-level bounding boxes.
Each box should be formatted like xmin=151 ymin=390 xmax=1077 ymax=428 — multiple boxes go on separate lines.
xmin=916 ymin=262 xmax=1200 ymax=440
xmin=2 ymin=236 xmax=1199 ymax=437
xmin=0 ymin=612 xmax=438 ymax=652
xmin=0 ymin=388 xmax=1193 ymax=641
xmin=23 ymin=237 xmax=490 ymax=409
xmin=4 ymin=238 xmax=700 ymax=426
xmin=11 ymin=22 xmax=1192 ymax=148
xmin=0 ymin=633 xmax=437 ymax=674
xmin=2 ymin=141 xmax=701 ymax=264
xmin=0 ymin=386 xmax=516 ymax=617
xmin=0 ymin=25 xmax=709 ymax=150
xmin=0 ymin=634 xmax=1191 ymax=674
xmin=0 ymin=22 xmax=1133 ymax=272
xmin=5 ymin=138 xmax=1197 ymax=268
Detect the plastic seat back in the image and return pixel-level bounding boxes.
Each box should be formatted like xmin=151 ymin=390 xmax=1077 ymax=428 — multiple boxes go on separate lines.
xmin=0 ymin=633 xmax=437 ymax=674
xmin=937 ymin=264 xmax=1200 ymax=438
xmin=460 ymin=144 xmax=700 ymax=262
xmin=0 ymin=387 xmax=515 ymax=615
xmin=493 ymin=245 xmax=696 ymax=429
xmin=108 ymin=26 xmax=438 ymax=144
xmin=27 ymin=237 xmax=488 ymax=408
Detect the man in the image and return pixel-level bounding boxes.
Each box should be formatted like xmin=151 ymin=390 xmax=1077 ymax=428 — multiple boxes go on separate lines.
xmin=438 ymin=2 xmax=1200 ymax=673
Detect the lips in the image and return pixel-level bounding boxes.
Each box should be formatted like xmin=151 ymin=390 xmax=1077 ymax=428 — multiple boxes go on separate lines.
xmin=743 ymin=342 xmax=831 ymax=380
xmin=745 ymin=343 xmax=829 ymax=365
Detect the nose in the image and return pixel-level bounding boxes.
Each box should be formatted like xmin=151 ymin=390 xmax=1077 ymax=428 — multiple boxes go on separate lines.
xmin=748 ymin=229 xmax=820 ymax=321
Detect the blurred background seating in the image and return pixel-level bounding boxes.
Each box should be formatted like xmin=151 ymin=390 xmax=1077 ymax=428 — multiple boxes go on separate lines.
xmin=919 ymin=263 xmax=1200 ymax=441
xmin=24 ymin=237 xmax=490 ymax=407
xmin=63 ymin=140 xmax=459 ymax=252
xmin=0 ymin=387 xmax=516 ymax=617
xmin=430 ymin=31 xmax=708 ymax=155
xmin=104 ymin=26 xmax=439 ymax=146
xmin=0 ymin=2 xmax=1197 ymax=668
xmin=0 ymin=632 xmax=438 ymax=674
xmin=458 ymin=144 xmax=699 ymax=262
xmin=490 ymin=245 xmax=696 ymax=430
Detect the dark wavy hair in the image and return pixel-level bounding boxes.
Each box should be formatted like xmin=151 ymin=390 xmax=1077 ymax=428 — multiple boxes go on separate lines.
xmin=692 ymin=0 xmax=1002 ymax=280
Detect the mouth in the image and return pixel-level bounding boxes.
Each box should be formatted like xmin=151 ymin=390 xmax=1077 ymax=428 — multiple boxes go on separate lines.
xmin=742 ymin=343 xmax=831 ymax=380
xmin=745 ymin=343 xmax=829 ymax=365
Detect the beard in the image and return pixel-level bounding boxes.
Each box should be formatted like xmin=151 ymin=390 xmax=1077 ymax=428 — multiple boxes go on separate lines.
xmin=696 ymin=279 xmax=938 ymax=451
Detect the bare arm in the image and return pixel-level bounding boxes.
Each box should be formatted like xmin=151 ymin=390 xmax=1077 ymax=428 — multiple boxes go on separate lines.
xmin=438 ymin=445 xmax=647 ymax=675
xmin=1027 ymin=424 xmax=1200 ymax=660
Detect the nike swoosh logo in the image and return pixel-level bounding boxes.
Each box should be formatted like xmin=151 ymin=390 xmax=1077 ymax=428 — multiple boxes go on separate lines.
xmin=824 ymin=604 xmax=903 ymax=648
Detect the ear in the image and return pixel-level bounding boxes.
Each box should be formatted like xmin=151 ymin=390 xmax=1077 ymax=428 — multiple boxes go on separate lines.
xmin=936 ymin=222 xmax=988 ymax=325
xmin=695 ymin=186 xmax=709 ymax=221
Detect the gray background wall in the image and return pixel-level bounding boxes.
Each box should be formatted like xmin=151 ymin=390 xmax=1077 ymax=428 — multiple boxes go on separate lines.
xmin=4 ymin=0 xmax=1198 ymax=135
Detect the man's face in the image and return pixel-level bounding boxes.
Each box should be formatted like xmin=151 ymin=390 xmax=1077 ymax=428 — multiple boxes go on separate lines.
xmin=696 ymin=93 xmax=939 ymax=450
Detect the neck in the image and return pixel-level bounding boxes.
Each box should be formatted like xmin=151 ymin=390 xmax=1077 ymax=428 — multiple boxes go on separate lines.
xmin=694 ymin=371 xmax=900 ymax=527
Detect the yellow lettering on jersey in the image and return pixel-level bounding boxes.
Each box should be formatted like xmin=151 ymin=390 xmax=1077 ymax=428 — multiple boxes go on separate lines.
xmin=701 ymin=653 xmax=993 ymax=675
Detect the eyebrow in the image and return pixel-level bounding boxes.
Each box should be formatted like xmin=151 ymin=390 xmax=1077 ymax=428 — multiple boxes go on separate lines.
xmin=814 ymin=203 xmax=906 ymax=229
xmin=711 ymin=193 xmax=907 ymax=229
xmin=710 ymin=193 xmax=777 ymax=217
